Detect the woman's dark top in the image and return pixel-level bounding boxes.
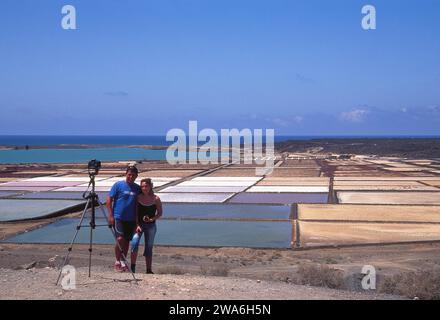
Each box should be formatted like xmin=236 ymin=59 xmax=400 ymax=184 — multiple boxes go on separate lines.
xmin=138 ymin=202 xmax=157 ymax=225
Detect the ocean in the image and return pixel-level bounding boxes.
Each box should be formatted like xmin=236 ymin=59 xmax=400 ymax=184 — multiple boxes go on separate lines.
xmin=0 ymin=147 xmax=168 ymax=164
xmin=1 ymin=135 xmax=437 ymax=146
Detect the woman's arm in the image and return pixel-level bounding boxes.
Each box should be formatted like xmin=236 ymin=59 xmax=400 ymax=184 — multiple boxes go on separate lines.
xmin=153 ymin=196 xmax=163 ymax=221
xmin=135 ymin=195 xmax=142 ymax=231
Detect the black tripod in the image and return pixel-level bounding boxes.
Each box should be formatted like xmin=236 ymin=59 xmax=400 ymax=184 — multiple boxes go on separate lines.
xmin=56 ymin=172 xmax=137 ymax=285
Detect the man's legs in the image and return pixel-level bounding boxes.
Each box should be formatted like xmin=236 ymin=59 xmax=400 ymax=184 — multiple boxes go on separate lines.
xmin=122 ymin=238 xmax=129 ymax=257
xmin=115 ymin=238 xmax=123 ymax=261
xmin=114 ymin=220 xmax=132 ymax=271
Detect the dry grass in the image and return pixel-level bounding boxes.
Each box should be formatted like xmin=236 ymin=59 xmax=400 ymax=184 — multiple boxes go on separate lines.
xmin=379 ymin=268 xmax=440 ymax=300
xmin=295 ymin=263 xmax=344 ymax=289
xmin=156 ymin=265 xmax=186 ymax=275
xmin=200 ymin=264 xmax=230 ymax=277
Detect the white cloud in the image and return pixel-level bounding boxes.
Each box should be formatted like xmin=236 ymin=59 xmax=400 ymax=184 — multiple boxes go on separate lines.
xmin=427 ymin=105 xmax=440 ymax=112
xmin=265 ymin=115 xmax=303 ymax=127
xmin=105 ymin=91 xmax=128 ymax=97
xmin=293 ymin=116 xmax=303 ymax=123
xmin=270 ymin=117 xmax=289 ymax=127
xmin=339 ymin=109 xmax=369 ymax=123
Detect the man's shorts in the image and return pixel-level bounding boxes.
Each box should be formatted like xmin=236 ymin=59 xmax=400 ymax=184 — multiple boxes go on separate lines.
xmin=114 ymin=219 xmax=136 ymax=241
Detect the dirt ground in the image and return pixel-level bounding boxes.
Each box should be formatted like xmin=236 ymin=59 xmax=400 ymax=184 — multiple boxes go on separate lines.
xmin=1 ymin=213 xmax=440 ymax=299
xmin=1 ymin=237 xmax=440 ymax=299
xmin=0 ymin=266 xmax=400 ymax=300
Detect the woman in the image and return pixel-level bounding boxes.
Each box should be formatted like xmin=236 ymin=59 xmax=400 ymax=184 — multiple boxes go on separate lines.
xmin=130 ymin=178 xmax=163 ymax=273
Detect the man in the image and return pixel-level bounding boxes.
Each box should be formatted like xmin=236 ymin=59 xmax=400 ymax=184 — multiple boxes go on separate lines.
xmin=107 ymin=166 xmax=140 ymax=272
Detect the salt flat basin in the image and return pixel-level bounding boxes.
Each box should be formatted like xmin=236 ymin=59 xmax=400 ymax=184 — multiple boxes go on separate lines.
xmin=421 ymin=181 xmax=440 ymax=187
xmin=229 ymin=193 xmax=328 ymax=204
xmin=261 ymin=177 xmax=329 ymax=182
xmin=0 ymin=199 xmax=84 ymax=222
xmin=4 ymin=218 xmax=293 ymax=248
xmin=0 ymin=186 xmax=58 ymax=192
xmin=0 ymin=191 xmax=22 ymax=198
xmin=246 ymin=186 xmax=329 ymax=193
xmin=383 ymin=167 xmax=426 ymax=172
xmin=333 ymin=184 xmax=438 ymax=191
xmin=0 ymin=181 xmax=83 ymax=187
xmin=297 ymin=204 xmax=440 ymax=223
xmin=337 ymin=192 xmax=440 ymax=205
xmin=190 ymin=177 xmax=263 ymax=182
xmin=139 ymin=170 xmax=203 ymax=177
xmin=265 ymin=169 xmax=321 ymax=177
xmin=178 ymin=181 xmax=258 ymax=187
xmin=334 ymin=177 xmax=440 ymax=181
xmin=333 ymin=181 xmax=428 ymax=186
xmin=298 ymin=221 xmax=440 ymax=247
xmin=159 ymin=186 xmax=248 ymax=193
xmin=12 ymin=191 xmax=109 ymax=201
xmin=257 ymin=180 xmax=329 ymax=186
xmin=24 ymin=177 xmax=108 ymax=182
xmin=54 ymin=186 xmax=113 ymax=192
xmin=155 ymin=193 xmax=235 ymax=203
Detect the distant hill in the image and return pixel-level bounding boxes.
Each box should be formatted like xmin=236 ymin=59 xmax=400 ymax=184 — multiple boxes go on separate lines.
xmin=275 ymin=138 xmax=440 ymax=158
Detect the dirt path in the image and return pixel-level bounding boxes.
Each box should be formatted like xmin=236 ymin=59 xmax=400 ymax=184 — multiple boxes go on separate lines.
xmin=0 ymin=267 xmax=400 ymax=300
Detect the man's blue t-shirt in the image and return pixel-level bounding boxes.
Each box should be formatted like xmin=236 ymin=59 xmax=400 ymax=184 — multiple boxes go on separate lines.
xmin=109 ymin=181 xmax=141 ymax=222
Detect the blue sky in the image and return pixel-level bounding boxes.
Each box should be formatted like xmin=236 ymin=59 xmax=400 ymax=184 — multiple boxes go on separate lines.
xmin=0 ymin=0 xmax=439 ymax=135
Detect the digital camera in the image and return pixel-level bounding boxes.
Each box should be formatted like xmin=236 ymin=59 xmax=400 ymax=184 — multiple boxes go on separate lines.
xmin=87 ymin=159 xmax=101 ymax=176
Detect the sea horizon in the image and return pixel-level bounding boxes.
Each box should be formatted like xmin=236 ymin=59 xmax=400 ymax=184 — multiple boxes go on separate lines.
xmin=1 ymin=134 xmax=440 ymax=147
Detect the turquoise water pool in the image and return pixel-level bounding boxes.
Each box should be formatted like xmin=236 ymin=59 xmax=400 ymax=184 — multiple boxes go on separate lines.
xmin=4 ymin=218 xmax=292 ymax=248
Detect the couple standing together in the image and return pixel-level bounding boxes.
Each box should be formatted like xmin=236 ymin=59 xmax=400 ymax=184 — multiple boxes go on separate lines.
xmin=106 ymin=166 xmax=163 ymax=274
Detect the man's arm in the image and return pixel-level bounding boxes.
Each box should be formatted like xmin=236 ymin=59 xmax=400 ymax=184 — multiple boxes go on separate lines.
xmin=107 ymin=182 xmax=119 ymax=226
xmin=106 ymin=196 xmax=115 ymax=226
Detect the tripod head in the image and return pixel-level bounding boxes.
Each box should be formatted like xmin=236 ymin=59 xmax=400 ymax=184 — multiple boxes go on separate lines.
xmin=83 ymin=159 xmax=103 ymax=229
xmin=87 ymin=159 xmax=101 ymax=177
xmin=83 ymin=159 xmax=101 ymax=200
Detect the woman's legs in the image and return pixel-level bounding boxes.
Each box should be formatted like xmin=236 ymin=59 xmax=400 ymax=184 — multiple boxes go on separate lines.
xmin=143 ymin=223 xmax=157 ymax=273
xmin=130 ymin=231 xmax=143 ymax=272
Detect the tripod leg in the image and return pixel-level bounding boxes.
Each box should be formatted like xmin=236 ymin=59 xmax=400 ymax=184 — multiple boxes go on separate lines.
xmin=56 ymin=198 xmax=91 ymax=285
xmin=88 ymin=221 xmax=93 ymax=277
xmin=95 ymin=196 xmax=138 ymax=283
xmin=88 ymin=194 xmax=98 ymax=278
